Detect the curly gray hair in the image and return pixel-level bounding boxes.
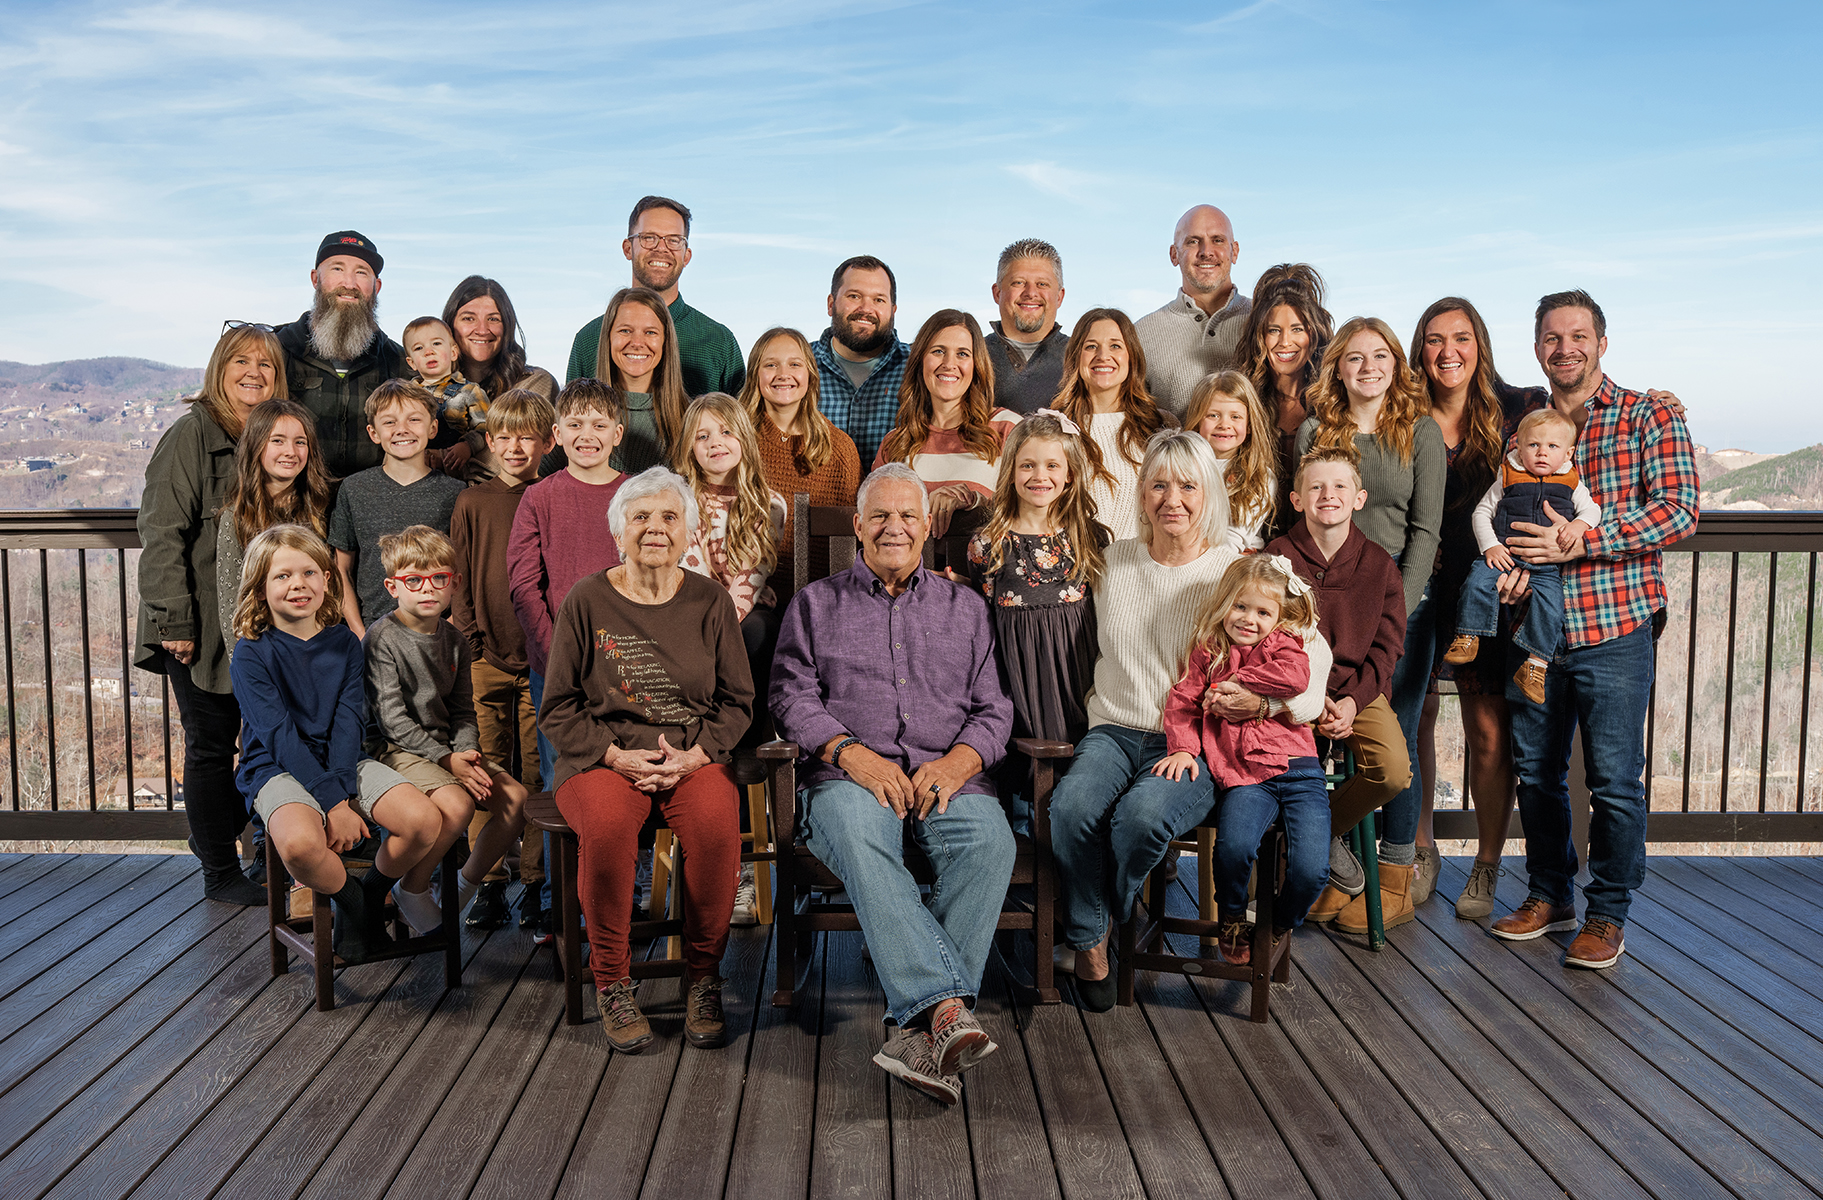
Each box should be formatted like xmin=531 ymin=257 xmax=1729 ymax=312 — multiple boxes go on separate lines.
xmin=606 ymin=466 xmax=700 ymax=541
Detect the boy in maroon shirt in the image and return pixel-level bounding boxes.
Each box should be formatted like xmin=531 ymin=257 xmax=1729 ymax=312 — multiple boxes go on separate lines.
xmin=1266 ymin=446 xmax=1413 ymax=932
xmin=450 ymin=388 xmax=556 ymax=929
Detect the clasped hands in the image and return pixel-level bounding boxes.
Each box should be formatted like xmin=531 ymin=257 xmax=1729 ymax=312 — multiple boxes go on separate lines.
xmin=602 ymin=735 xmax=710 ymax=793
xmin=826 ymin=736 xmax=981 ymax=819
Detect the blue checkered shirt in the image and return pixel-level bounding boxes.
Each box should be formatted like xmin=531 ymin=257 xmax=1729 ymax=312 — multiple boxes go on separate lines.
xmin=813 ymin=329 xmax=909 ymax=467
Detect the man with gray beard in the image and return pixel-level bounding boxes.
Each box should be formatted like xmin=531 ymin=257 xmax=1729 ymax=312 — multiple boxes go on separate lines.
xmin=274 ymin=231 xmax=407 ymax=477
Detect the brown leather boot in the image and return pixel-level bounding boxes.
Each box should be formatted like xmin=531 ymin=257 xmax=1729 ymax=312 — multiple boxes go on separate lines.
xmin=1335 ymin=862 xmax=1415 ymax=933
xmin=1443 ymin=634 xmax=1480 ymax=664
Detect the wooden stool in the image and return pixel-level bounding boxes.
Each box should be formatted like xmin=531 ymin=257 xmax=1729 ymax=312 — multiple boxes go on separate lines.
xmin=266 ymin=838 xmax=463 ymax=1013
xmin=525 ymin=791 xmax=690 ymax=1026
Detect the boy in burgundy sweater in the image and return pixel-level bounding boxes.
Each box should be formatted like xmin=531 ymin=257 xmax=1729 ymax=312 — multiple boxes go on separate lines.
xmin=450 ymin=387 xmax=557 ymax=930
xmin=1266 ymin=446 xmax=1414 ymax=932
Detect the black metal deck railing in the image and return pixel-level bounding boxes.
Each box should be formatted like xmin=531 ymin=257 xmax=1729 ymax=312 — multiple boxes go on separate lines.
xmin=1 ymin=508 xmax=1819 ymax=842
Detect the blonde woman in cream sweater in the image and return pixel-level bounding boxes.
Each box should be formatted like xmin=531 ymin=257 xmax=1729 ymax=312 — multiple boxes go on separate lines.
xmin=1049 ymin=429 xmax=1331 ymax=1010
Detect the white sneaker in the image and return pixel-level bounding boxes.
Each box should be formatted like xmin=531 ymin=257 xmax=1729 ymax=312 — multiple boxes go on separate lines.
xmin=731 ymin=863 xmax=758 ymax=927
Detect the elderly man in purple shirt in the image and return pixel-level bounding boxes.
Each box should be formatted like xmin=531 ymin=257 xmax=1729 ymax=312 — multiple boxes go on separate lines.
xmin=771 ymin=462 xmax=1016 ymax=1106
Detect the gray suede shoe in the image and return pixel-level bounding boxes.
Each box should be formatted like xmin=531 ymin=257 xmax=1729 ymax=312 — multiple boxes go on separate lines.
xmin=1328 ymin=835 xmax=1365 ymax=896
xmin=1455 ymin=861 xmax=1503 ymax=920
xmin=1412 ymin=846 xmax=1441 ymax=905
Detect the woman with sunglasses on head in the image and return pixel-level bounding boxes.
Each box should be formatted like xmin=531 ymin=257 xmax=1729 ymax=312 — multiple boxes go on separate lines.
xmin=135 ymin=321 xmax=289 ymax=905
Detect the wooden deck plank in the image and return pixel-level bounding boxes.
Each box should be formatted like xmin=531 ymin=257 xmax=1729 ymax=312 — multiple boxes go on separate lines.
xmin=135 ymin=923 xmax=506 ymax=1200
xmin=1017 ymin=977 xmax=1145 ymax=1199
xmin=1729 ymin=856 xmax=1823 ymax=914
xmin=637 ymin=925 xmax=774 ymax=1200
xmin=1658 ymin=856 xmax=1823 ymax=971
xmin=290 ymin=928 xmax=541 ymax=1200
xmin=0 ymin=906 xmax=268 ymax=1121
xmin=1383 ymin=900 xmax=1764 ymax=1200
xmin=1315 ymin=926 xmax=1653 ymax=1200
xmin=550 ymin=968 xmax=689 ymax=1200
xmin=962 ymin=966 xmax=1063 ymax=1200
xmin=0 ymin=855 xmax=87 ymax=920
xmin=890 ymin=1006 xmax=974 ymax=1200
xmin=806 ymin=933 xmax=891 ymax=1200
xmin=383 ymin=945 xmax=565 ymax=1200
xmin=1069 ymin=936 xmax=1224 ymax=1200
xmin=0 ymin=887 xmax=243 ymax=1070
xmin=0 ymin=855 xmax=149 ymax=956
xmin=1276 ymin=927 xmax=1560 ymax=1200
xmin=0 ymin=855 xmax=195 ymax=1002
xmin=723 ymin=932 xmax=824 ymax=1200
xmin=25 ymin=956 xmax=408 ymax=1200
xmin=1152 ymin=880 xmax=1479 ymax=1200
xmin=1418 ymin=861 xmax=1821 ymax=1200
xmin=1774 ymin=856 xmax=1823 ymax=892
xmin=0 ymin=853 xmax=29 ymax=873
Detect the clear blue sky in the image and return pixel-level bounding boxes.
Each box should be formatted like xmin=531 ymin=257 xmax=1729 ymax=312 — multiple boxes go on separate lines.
xmin=2 ymin=0 xmax=1818 ymax=451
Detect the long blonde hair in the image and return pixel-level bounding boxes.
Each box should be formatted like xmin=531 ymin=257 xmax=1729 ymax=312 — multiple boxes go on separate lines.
xmin=232 ymin=523 xmax=344 ymax=641
xmin=671 ymin=392 xmax=779 ymax=578
xmin=1184 ymin=369 xmax=1277 ymax=534
xmin=976 ymin=412 xmax=1109 ymax=587
xmin=1048 ymin=308 xmax=1171 ymax=488
xmin=1304 ymin=316 xmax=1430 ymax=464
xmin=738 ymin=326 xmax=838 ymax=475
xmin=1183 ymin=554 xmax=1319 ymax=675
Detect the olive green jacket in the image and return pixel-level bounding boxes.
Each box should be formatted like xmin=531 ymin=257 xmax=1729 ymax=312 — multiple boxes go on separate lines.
xmin=135 ymin=406 xmax=238 ymax=692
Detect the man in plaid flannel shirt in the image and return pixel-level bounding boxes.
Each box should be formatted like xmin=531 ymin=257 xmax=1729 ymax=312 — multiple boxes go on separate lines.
xmin=1489 ymin=290 xmax=1699 ymax=970
xmin=813 ymin=256 xmax=910 ymax=466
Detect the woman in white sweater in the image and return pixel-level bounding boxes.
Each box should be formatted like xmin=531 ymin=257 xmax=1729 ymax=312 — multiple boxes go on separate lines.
xmin=1048 ymin=308 xmax=1174 ymax=542
xmin=1049 ymin=429 xmax=1331 ymax=1010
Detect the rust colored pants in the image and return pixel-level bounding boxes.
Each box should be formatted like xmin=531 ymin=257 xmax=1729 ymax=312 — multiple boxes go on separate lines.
xmin=554 ymin=763 xmax=739 ymax=988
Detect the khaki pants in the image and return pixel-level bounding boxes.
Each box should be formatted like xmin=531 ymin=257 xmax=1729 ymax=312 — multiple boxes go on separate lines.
xmin=1329 ymin=693 xmax=1414 ymax=837
xmin=470 ymin=658 xmax=544 ymax=884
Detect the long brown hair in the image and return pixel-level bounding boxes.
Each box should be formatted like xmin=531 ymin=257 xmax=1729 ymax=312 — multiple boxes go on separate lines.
xmin=1184 ymin=369 xmax=1277 ymax=535
xmin=1304 ymin=316 xmax=1430 ymax=464
xmin=877 ymin=310 xmax=1001 ymax=467
xmin=1409 ymin=297 xmax=1506 ymax=507
xmin=671 ymin=392 xmax=780 ymax=578
xmin=232 ymin=523 xmax=344 ymax=641
xmin=1049 ymin=307 xmax=1171 ymax=488
xmin=442 ymin=275 xmax=528 ymax=398
xmin=220 ymin=399 xmax=331 ymax=545
xmin=976 ymin=412 xmax=1109 ymax=587
xmin=594 ymin=286 xmax=688 ymax=453
xmin=1182 ymin=554 xmax=1318 ymax=676
xmin=1235 ymin=265 xmax=1333 ymax=411
xmin=194 ymin=325 xmax=289 ymax=440
xmin=738 ymin=326 xmax=838 ymax=475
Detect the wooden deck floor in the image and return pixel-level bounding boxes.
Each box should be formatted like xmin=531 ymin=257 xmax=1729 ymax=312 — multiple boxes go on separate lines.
xmin=0 ymin=850 xmax=1820 ymax=1200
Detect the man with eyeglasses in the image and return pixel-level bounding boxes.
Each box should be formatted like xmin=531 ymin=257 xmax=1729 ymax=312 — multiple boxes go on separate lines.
xmin=565 ymin=196 xmax=745 ymax=398
xmin=1134 ymin=205 xmax=1252 ymax=420
xmin=273 ymin=230 xmax=409 ymax=478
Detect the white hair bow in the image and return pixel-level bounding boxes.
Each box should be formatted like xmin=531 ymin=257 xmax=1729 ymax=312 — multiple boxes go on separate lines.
xmin=1269 ymin=554 xmax=1313 ymax=599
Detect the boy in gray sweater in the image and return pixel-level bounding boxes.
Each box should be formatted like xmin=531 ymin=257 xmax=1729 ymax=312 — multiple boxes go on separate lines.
xmin=364 ymin=525 xmax=529 ymax=933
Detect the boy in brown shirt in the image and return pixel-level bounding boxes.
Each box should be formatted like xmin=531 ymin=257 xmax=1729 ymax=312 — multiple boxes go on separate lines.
xmin=449 ymin=388 xmax=556 ymax=929
xmin=1266 ymin=446 xmax=1414 ymax=932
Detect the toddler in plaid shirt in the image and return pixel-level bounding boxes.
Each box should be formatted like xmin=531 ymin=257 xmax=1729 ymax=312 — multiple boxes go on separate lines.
xmin=404 ymin=315 xmax=491 ymax=477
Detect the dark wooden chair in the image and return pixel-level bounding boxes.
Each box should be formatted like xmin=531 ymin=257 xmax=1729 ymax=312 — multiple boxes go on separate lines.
xmin=526 ymin=790 xmax=696 ymax=1026
xmin=764 ymin=497 xmax=1065 ymax=1008
xmin=1115 ymin=745 xmax=1372 ymax=1021
xmin=266 ymin=838 xmax=462 ymax=1013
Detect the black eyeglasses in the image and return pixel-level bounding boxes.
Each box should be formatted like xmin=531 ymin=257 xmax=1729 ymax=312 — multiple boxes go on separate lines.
xmin=223 ymin=320 xmax=276 ymax=335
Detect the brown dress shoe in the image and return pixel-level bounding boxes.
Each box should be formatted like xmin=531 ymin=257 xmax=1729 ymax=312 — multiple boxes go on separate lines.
xmin=1565 ymin=918 xmax=1625 ymax=968
xmin=1335 ymin=862 xmax=1415 ymax=934
xmin=1307 ymin=883 xmax=1352 ymax=924
xmin=1490 ymin=897 xmax=1578 ymax=941
xmin=1513 ymin=658 xmax=1549 ymax=705
xmin=1443 ymin=634 xmax=1480 ymax=664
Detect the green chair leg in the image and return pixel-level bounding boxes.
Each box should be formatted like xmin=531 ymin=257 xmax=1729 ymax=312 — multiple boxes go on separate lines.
xmin=1357 ymin=812 xmax=1384 ymax=951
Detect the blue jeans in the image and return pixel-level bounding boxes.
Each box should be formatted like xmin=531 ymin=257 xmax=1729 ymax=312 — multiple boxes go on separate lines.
xmin=1456 ymin=559 xmax=1565 ymax=662
xmin=1509 ymin=622 xmax=1653 ymax=923
xmin=1049 ymin=725 xmax=1216 ymax=949
xmin=530 ymin=667 xmax=557 ymax=911
xmin=799 ymin=781 xmax=1015 ymax=1027
xmin=1382 ymin=584 xmax=1434 ymax=848
xmin=1215 ymin=757 xmax=1329 ymax=928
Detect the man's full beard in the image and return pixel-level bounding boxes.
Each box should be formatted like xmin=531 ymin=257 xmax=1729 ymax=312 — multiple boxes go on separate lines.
xmin=832 ymin=312 xmax=895 ymax=359
xmin=309 ymin=285 xmax=381 ymax=362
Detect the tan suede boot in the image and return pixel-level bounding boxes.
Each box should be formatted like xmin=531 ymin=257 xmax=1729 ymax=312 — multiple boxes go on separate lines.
xmin=1306 ymin=883 xmax=1353 ymax=924
xmin=1335 ymin=862 xmax=1416 ymax=933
